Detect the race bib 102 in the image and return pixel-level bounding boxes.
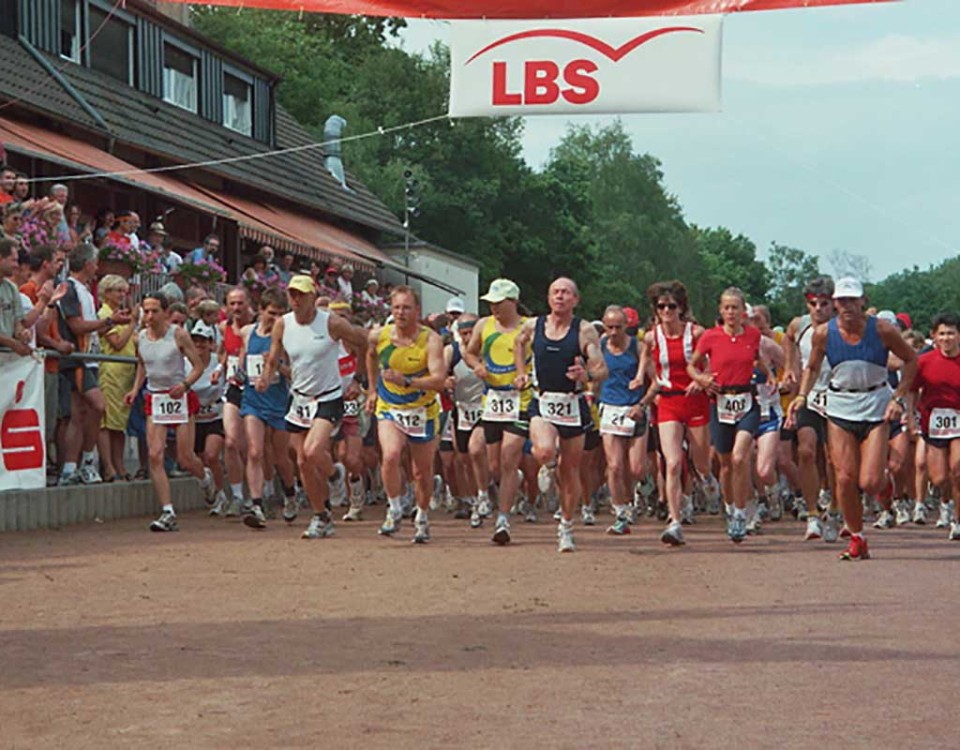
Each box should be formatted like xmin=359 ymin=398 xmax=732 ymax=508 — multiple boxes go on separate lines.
xmin=152 ymin=392 xmax=188 ymax=424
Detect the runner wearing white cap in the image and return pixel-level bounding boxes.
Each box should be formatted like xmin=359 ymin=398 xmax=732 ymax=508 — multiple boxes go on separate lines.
xmin=787 ymin=277 xmax=917 ymax=560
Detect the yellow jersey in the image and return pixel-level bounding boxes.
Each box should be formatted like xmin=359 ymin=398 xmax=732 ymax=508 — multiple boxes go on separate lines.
xmin=479 ymin=315 xmax=533 ymax=410
xmin=375 ymin=324 xmax=439 ymax=418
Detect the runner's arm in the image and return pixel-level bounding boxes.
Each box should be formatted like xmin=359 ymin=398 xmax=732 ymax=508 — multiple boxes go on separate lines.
xmin=782 ymin=317 xmax=802 ymax=385
xmin=580 ymin=321 xmax=608 ymax=385
xmin=124 ymin=358 xmax=145 ymax=405
xmin=365 ymin=327 xmax=381 ymax=412
xmin=171 ymin=326 xmax=203 ymax=399
xmin=786 ymin=323 xmax=828 ymax=426
xmin=512 ymin=318 xmax=536 ymax=389
xmin=461 ymin=316 xmax=486 ymax=377
xmin=879 ymin=320 xmax=917 ymax=404
xmin=262 ymin=317 xmax=286 ymax=387
xmin=416 ymin=331 xmax=448 ymax=393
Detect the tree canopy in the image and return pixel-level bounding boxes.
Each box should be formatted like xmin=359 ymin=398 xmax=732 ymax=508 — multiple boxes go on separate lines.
xmin=192 ymin=8 xmax=954 ymax=327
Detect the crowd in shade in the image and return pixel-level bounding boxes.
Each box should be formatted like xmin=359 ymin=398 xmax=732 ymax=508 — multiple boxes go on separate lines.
xmin=0 ymin=165 xmax=395 ymax=486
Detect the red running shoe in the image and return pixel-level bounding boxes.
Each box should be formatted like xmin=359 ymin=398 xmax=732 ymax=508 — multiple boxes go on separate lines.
xmin=840 ymin=525 xmax=852 ymax=539
xmin=840 ymin=535 xmax=870 ymax=561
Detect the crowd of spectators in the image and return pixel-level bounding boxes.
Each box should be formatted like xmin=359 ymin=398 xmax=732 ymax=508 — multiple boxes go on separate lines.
xmin=0 ymin=170 xmax=394 ymax=485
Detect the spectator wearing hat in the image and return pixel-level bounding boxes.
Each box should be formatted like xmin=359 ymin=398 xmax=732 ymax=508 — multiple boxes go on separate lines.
xmin=338 ymin=263 xmax=355 ymax=302
xmin=895 ymin=312 xmax=912 ymax=332
xmin=360 ymin=277 xmax=380 ymax=306
xmin=319 ymin=265 xmax=341 ymax=300
xmin=106 ymin=211 xmax=141 ymax=250
xmin=148 ymin=222 xmax=181 ymax=273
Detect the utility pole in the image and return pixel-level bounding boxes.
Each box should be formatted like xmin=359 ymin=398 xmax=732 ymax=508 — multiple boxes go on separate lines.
xmin=402 ymin=168 xmax=420 ymax=286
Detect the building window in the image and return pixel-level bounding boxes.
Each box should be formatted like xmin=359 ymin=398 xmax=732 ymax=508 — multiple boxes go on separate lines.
xmin=223 ymin=73 xmax=252 ymax=136
xmin=163 ymin=43 xmax=198 ymax=113
xmin=59 ymin=0 xmax=81 ymax=62
xmin=89 ymin=6 xmax=134 ymax=85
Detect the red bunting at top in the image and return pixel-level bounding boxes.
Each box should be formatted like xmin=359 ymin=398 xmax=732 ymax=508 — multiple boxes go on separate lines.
xmin=170 ymin=0 xmax=895 ymax=20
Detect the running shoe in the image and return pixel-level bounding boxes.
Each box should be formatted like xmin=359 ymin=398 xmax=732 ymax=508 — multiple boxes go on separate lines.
xmin=150 ymin=510 xmax=178 ymax=532
xmin=936 ymin=501 xmax=954 ymax=529
xmin=58 ymin=471 xmax=82 ymax=486
xmin=79 ymin=462 xmax=102 ymax=485
xmin=656 ymin=501 xmax=669 ymax=522
xmin=660 ymin=520 xmax=685 ymax=546
xmin=492 ymin=515 xmax=511 ymax=545
xmin=328 ymin=463 xmax=347 ymax=507
xmin=804 ymin=516 xmax=823 ymax=541
xmin=444 ymin=487 xmax=457 ymax=513
xmin=244 ymin=504 xmax=267 ymax=529
xmin=606 ymin=517 xmax=631 ymax=536
xmin=703 ymin=475 xmax=721 ymax=516
xmin=746 ymin=514 xmax=762 ymax=536
xmin=342 ymin=504 xmax=363 ymax=522
xmin=839 ymin=535 xmax=870 ymax=561
xmin=302 ymin=514 xmax=335 ymax=539
xmin=795 ymin=498 xmax=809 ymax=522
xmin=557 ymin=522 xmax=576 ymax=553
xmin=823 ymin=512 xmax=841 ymax=543
xmin=379 ymin=510 xmax=401 ymax=536
xmin=430 ymin=474 xmax=444 ymax=511
xmin=225 ymin=496 xmax=242 ymax=517
xmin=895 ymin=501 xmax=911 ymax=526
xmin=200 ymin=468 xmax=215 ymax=503
xmin=454 ymin=499 xmax=471 ymax=520
xmin=413 ymin=518 xmax=431 ymax=544
xmin=538 ymin=464 xmax=557 ymax=495
xmin=873 ymin=510 xmax=895 ymax=529
xmin=524 ymin=501 xmax=539 ymax=524
xmin=240 ymin=500 xmax=254 ymax=517
xmin=553 ymin=507 xmax=563 ymax=522
xmin=768 ymin=491 xmax=784 ymax=522
xmin=477 ymin=496 xmax=493 ymax=518
xmin=470 ymin=506 xmax=484 ymax=528
xmin=283 ymin=494 xmax=299 ymax=523
xmin=297 ymin=483 xmax=311 ymax=509
xmin=949 ymin=522 xmax=960 ymax=541
xmin=581 ymin=505 xmax=597 ymax=526
xmin=209 ymin=491 xmax=229 ymax=516
xmin=912 ymin=503 xmax=927 ymax=525
xmin=817 ymin=489 xmax=832 ymax=512
xmin=728 ymin=513 xmax=746 ymax=543
xmin=681 ymin=495 xmax=695 ymax=525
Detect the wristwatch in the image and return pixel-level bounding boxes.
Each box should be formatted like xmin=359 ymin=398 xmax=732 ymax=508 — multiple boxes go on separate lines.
xmin=403 ymin=375 xmax=413 ymax=388
xmin=894 ymin=396 xmax=906 ymax=408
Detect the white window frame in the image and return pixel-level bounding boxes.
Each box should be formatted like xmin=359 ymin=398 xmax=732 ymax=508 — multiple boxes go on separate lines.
xmin=59 ymin=0 xmax=81 ymax=63
xmin=223 ymin=69 xmax=253 ymax=137
xmin=162 ymin=38 xmax=200 ymax=114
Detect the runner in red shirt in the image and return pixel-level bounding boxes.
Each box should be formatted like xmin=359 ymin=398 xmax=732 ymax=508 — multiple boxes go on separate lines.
xmin=909 ymin=311 xmax=960 ymax=540
xmin=688 ymin=287 xmax=778 ymax=543
xmin=639 ymin=280 xmax=719 ymax=545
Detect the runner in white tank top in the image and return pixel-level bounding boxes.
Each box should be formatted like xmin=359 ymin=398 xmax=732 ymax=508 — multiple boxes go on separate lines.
xmin=124 ymin=293 xmax=214 ymax=533
xmin=263 ymin=276 xmax=369 ymax=540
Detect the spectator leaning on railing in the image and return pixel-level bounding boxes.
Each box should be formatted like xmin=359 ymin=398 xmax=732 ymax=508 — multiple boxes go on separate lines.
xmin=0 ymin=237 xmax=28 ymax=355
xmin=57 ymin=242 xmax=132 ymax=485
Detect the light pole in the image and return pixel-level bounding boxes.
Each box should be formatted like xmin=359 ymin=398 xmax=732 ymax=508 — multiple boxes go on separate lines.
xmin=402 ymin=168 xmax=420 ymax=285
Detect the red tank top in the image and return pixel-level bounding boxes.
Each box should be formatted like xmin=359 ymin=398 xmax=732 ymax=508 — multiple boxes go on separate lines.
xmin=223 ymin=322 xmax=243 ymax=356
xmin=651 ymin=323 xmax=695 ymax=391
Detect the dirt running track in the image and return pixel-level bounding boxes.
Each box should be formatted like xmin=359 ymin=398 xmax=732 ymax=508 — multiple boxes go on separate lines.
xmin=1 ymin=509 xmax=957 ymax=749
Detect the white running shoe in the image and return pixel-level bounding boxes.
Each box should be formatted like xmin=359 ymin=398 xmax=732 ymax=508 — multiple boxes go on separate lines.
xmin=817 ymin=489 xmax=832 ymax=512
xmin=660 ymin=520 xmax=685 ymax=546
xmin=150 ymin=510 xmax=178 ymax=532
xmin=282 ymin=494 xmax=299 ymax=523
xmin=430 ymin=474 xmax=444 ymax=511
xmin=79 ymin=462 xmax=102 ymax=485
xmin=895 ymin=501 xmax=912 ymax=526
xmin=342 ymin=505 xmax=363 ymax=522
xmin=746 ymin=514 xmax=762 ymax=536
xmin=873 ymin=510 xmax=895 ymax=529
xmin=477 ymin=497 xmax=493 ymax=518
xmin=949 ymin=522 xmax=960 ymax=541
xmin=225 ymin=497 xmax=242 ymax=517
xmin=209 ymin=491 xmax=229 ymax=516
xmin=302 ymin=513 xmax=335 ymax=539
xmin=823 ymin=512 xmax=840 ymax=543
xmin=199 ymin=467 xmax=215 ymax=503
xmin=703 ymin=476 xmax=721 ymax=516
xmin=444 ymin=487 xmax=457 ymax=513
xmin=581 ymin=505 xmax=597 ymax=526
xmin=469 ymin=507 xmax=483 ymax=528
xmin=681 ymin=495 xmax=695 ymax=526
xmin=538 ymin=464 xmax=557 ymax=495
xmin=492 ymin=515 xmax=511 ymax=545
xmin=936 ymin=501 xmax=954 ymax=529
xmin=413 ymin=518 xmax=431 ymax=544
xmin=243 ymin=504 xmax=267 ymax=529
xmin=379 ymin=509 xmax=401 ymax=536
xmin=557 ymin=522 xmax=576 ymax=553
xmin=328 ymin=463 xmax=347 ymax=506
xmin=804 ymin=516 xmax=823 ymax=540
xmin=913 ymin=503 xmax=928 ymax=525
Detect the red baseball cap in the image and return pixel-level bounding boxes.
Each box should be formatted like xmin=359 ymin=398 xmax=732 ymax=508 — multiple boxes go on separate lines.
xmin=895 ymin=312 xmax=912 ymax=330
xmin=325 ymin=266 xmax=338 ymax=275
xmin=623 ymin=306 xmax=640 ymax=328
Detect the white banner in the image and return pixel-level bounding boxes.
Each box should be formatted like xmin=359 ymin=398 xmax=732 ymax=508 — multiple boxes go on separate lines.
xmin=0 ymin=353 xmax=46 ymax=491
xmin=449 ymin=16 xmax=722 ymax=117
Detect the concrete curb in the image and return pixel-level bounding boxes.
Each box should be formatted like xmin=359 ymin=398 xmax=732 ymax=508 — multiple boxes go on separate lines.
xmin=0 ymin=478 xmax=206 ymax=532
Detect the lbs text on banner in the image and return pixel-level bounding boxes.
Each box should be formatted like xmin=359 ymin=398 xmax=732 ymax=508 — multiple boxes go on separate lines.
xmin=449 ymin=16 xmax=723 ymax=117
xmin=0 ymin=353 xmax=46 ymax=491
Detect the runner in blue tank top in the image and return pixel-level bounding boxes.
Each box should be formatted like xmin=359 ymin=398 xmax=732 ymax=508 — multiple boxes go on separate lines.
xmin=596 ymin=305 xmax=651 ymax=537
xmin=513 ymin=277 xmax=608 ymax=553
xmin=788 ymin=277 xmax=916 ymax=561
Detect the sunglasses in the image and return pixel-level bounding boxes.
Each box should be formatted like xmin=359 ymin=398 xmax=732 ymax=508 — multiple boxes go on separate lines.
xmin=656 ymin=302 xmax=678 ymax=310
xmin=605 ymin=324 xmax=624 ymax=330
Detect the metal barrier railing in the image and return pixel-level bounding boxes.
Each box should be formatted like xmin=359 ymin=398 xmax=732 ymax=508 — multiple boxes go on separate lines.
xmin=1 ymin=347 xmax=138 ymax=365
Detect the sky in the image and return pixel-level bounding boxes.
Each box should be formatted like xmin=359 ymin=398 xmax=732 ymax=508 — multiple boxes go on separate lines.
xmin=393 ymin=0 xmax=959 ymax=282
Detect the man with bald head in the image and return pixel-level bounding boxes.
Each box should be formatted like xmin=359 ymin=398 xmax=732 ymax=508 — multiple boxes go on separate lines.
xmin=513 ymin=277 xmax=608 ymax=552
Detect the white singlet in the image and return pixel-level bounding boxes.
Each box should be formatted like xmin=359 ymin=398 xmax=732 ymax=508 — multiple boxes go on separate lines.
xmin=281 ymin=309 xmax=343 ymax=400
xmin=139 ymin=326 xmax=185 ymax=392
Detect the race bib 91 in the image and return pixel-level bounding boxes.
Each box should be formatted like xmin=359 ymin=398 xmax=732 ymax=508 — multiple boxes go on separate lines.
xmin=286 ymin=392 xmax=317 ymax=428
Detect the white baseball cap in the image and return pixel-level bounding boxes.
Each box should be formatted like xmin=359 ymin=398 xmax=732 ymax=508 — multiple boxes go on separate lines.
xmin=480 ymin=278 xmax=520 ymax=304
xmin=445 ymin=297 xmax=466 ymax=314
xmin=832 ymin=277 xmax=864 ymax=299
xmin=877 ymin=310 xmax=897 ymax=325
xmin=190 ymin=320 xmax=217 ymax=339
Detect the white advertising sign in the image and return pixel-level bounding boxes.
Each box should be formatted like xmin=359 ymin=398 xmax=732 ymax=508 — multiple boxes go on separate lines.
xmin=0 ymin=353 xmax=46 ymax=491
xmin=450 ymin=16 xmax=722 ymax=117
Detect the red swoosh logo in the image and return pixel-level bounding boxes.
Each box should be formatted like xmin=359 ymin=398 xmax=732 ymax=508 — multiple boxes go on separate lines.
xmin=465 ymin=27 xmax=703 ymax=65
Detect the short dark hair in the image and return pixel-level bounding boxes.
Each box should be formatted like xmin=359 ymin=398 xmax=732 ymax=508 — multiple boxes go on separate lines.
xmin=260 ymin=286 xmax=288 ymax=310
xmin=803 ymin=275 xmax=834 ymax=298
xmin=0 ymin=237 xmax=17 ymax=259
xmin=143 ymin=292 xmax=170 ymax=310
xmin=203 ymin=233 xmax=220 ymax=246
xmin=931 ymin=311 xmax=960 ymax=332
